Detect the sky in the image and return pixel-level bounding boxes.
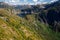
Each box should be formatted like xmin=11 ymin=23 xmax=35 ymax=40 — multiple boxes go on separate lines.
xmin=0 ymin=0 xmax=58 ymax=5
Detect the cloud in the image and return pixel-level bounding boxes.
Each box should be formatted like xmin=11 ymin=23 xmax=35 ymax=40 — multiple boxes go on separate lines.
xmin=33 ymin=0 xmax=38 ymax=2
xmin=10 ymin=0 xmax=15 ymax=2
xmin=50 ymin=0 xmax=58 ymax=2
xmin=4 ymin=0 xmax=58 ymax=5
xmin=10 ymin=0 xmax=20 ymax=2
xmin=5 ymin=0 xmax=20 ymax=3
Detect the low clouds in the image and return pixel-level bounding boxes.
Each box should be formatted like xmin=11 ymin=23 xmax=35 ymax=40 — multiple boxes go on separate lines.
xmin=4 ymin=0 xmax=58 ymax=5
xmin=33 ymin=0 xmax=38 ymax=2
xmin=50 ymin=0 xmax=58 ymax=2
xmin=9 ymin=0 xmax=20 ymax=2
xmin=10 ymin=0 xmax=16 ymax=2
xmin=5 ymin=0 xmax=20 ymax=2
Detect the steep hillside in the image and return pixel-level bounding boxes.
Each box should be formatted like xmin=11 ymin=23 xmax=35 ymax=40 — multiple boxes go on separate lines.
xmin=38 ymin=0 xmax=60 ymax=32
xmin=0 ymin=8 xmax=60 ymax=40
xmin=0 ymin=1 xmax=60 ymax=40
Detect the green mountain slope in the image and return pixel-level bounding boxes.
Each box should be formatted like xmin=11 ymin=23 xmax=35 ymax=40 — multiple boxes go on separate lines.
xmin=0 ymin=9 xmax=60 ymax=40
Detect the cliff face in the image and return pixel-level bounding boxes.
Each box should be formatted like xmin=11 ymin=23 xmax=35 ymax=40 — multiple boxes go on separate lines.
xmin=38 ymin=0 xmax=60 ymax=31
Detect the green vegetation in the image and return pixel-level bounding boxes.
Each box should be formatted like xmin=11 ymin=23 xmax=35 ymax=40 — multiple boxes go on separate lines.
xmin=0 ymin=9 xmax=60 ymax=40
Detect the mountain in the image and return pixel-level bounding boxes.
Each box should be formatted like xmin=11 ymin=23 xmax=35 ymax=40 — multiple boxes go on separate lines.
xmin=38 ymin=0 xmax=60 ymax=31
xmin=0 ymin=1 xmax=60 ymax=40
xmin=0 ymin=2 xmax=12 ymax=8
xmin=0 ymin=7 xmax=60 ymax=40
xmin=45 ymin=0 xmax=60 ymax=9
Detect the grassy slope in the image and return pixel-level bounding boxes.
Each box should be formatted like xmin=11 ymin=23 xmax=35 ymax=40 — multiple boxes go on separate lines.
xmin=0 ymin=9 xmax=60 ymax=40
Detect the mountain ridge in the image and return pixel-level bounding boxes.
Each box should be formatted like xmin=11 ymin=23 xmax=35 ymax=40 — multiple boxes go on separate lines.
xmin=0 ymin=0 xmax=60 ymax=40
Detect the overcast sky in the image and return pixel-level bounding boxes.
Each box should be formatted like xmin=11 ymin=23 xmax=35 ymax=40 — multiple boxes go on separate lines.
xmin=0 ymin=0 xmax=58 ymax=5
